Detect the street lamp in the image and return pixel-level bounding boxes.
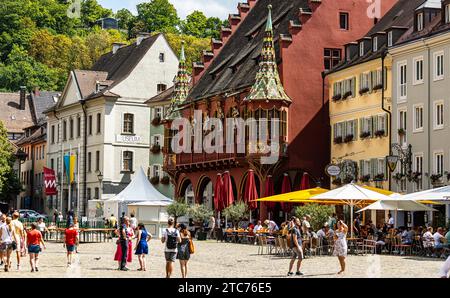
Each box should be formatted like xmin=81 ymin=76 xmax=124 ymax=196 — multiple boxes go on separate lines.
xmin=96 ymin=170 xmax=103 ymax=199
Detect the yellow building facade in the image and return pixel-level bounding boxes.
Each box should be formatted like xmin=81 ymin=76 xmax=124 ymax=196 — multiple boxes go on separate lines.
xmin=329 ymin=57 xmax=392 ymax=191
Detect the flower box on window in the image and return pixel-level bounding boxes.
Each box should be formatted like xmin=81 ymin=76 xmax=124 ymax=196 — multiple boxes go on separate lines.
xmin=359 ymin=87 xmax=370 ymax=95
xmin=360 ymin=131 xmax=371 ymax=139
xmin=343 ymin=91 xmax=353 ymax=99
xmin=393 ymin=173 xmax=404 ymax=182
xmin=372 ymin=84 xmax=383 ymax=91
xmin=360 ymin=175 xmax=371 ymax=182
xmin=410 ymin=172 xmax=422 ymax=183
xmin=374 ymin=173 xmax=385 ymax=181
xmin=374 ymin=130 xmax=385 ymax=137
xmin=334 ymin=136 xmax=343 ymax=144
xmin=160 ymin=176 xmax=170 ymax=185
xmin=151 ymin=116 xmax=161 ymax=126
xmin=430 ymin=174 xmax=443 ymax=185
xmin=150 ymin=144 xmax=161 ymax=154
xmin=150 ymin=176 xmax=160 ymax=185
xmin=344 ymin=134 xmax=354 ymax=143
xmin=332 ymin=94 xmax=342 ymax=101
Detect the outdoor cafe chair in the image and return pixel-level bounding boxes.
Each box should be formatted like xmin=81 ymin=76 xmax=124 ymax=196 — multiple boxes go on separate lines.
xmin=392 ymin=236 xmax=412 ymax=256
xmin=362 ymin=239 xmax=377 ymax=255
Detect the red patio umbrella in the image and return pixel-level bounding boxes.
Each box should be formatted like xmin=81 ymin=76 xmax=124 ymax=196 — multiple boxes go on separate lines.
xmin=214 ymin=173 xmax=224 ymax=212
xmin=222 ymin=171 xmax=234 ymax=209
xmin=244 ymin=170 xmax=258 ymax=211
xmin=281 ymin=173 xmax=292 ymax=213
xmin=264 ymin=175 xmax=275 ymax=211
xmin=300 ymin=172 xmax=311 ymax=190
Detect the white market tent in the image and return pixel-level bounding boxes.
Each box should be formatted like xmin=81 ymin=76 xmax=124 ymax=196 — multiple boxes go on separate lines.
xmin=357 ymin=199 xmax=437 ymax=213
xmin=401 ymin=185 xmax=450 ymax=201
xmin=104 ymin=167 xmax=172 ymax=219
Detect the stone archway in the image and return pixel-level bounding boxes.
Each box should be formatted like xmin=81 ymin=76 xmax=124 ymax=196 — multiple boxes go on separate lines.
xmin=179 ymin=178 xmax=194 ymax=206
xmin=197 ymin=176 xmax=214 ymax=210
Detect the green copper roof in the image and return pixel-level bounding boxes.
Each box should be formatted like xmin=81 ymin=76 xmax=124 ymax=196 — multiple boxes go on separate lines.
xmin=165 ymin=41 xmax=189 ymax=120
xmin=246 ymin=5 xmax=291 ymax=103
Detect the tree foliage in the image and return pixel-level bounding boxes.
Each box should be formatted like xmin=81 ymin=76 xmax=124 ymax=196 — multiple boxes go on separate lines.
xmin=181 ymin=11 xmax=227 ymax=39
xmin=165 ymin=33 xmax=210 ymax=71
xmin=136 ymin=0 xmax=180 ymax=34
xmin=187 ymin=204 xmax=213 ymax=223
xmin=294 ymin=204 xmax=335 ymax=231
xmin=222 ymin=202 xmax=248 ymax=228
xmin=166 ymin=201 xmax=189 ymax=224
xmin=0 ymin=121 xmax=22 ymax=202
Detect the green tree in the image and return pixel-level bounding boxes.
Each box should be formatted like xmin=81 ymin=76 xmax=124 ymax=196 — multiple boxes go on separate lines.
xmin=222 ymin=202 xmax=248 ymax=229
xmin=115 ymin=8 xmax=135 ymax=30
xmin=136 ymin=0 xmax=179 ymax=33
xmin=181 ymin=11 xmax=208 ymax=38
xmin=165 ymin=33 xmax=210 ymax=71
xmin=188 ymin=204 xmax=213 ymax=225
xmin=166 ymin=201 xmax=189 ymax=225
xmin=294 ymin=204 xmax=335 ymax=231
xmin=0 ymin=121 xmax=22 ymax=203
xmin=205 ymin=17 xmax=226 ymax=39
xmin=81 ymin=0 xmax=113 ymax=28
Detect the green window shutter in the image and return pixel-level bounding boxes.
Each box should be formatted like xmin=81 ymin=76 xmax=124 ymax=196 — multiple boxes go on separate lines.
xmin=373 ymin=115 xmax=379 ymax=133
xmin=369 ymin=71 xmax=373 ymax=91
xmin=359 ymin=118 xmax=364 ymax=135
xmin=352 ymin=77 xmax=356 ymax=97
xmin=383 ymin=158 xmax=388 ymax=180
xmin=359 ymin=160 xmax=364 ymax=179
xmin=353 ymin=119 xmax=358 ymax=140
xmin=370 ymin=158 xmax=377 ymax=178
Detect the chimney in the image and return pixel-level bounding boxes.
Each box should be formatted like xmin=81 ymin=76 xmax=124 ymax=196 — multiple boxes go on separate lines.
xmin=112 ymin=42 xmax=126 ymax=54
xmin=19 ymin=86 xmax=26 ymax=110
xmin=136 ymin=32 xmax=151 ymax=46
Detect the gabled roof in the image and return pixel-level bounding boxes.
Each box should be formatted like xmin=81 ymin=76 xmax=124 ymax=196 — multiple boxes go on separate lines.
xmin=15 ymin=126 xmax=46 ymax=146
xmin=188 ymin=0 xmax=310 ymax=102
xmin=0 ymin=92 xmax=34 ymax=133
xmin=145 ymin=86 xmax=174 ymax=105
xmin=328 ymin=0 xmax=424 ymax=74
xmin=30 ymin=90 xmax=59 ymax=124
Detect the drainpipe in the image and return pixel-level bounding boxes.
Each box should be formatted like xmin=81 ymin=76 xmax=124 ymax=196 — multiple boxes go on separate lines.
xmin=381 ymin=48 xmax=392 ymax=190
xmin=80 ymin=100 xmax=88 ymax=216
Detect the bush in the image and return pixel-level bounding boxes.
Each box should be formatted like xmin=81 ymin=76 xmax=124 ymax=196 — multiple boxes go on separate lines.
xmin=188 ymin=204 xmax=213 ymax=225
xmin=167 ymin=201 xmax=189 ymax=224
xmin=294 ymin=204 xmax=335 ymax=231
xmin=222 ymin=201 xmax=248 ymax=228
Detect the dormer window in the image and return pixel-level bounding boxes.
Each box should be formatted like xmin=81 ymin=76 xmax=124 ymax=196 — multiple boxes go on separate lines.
xmin=417 ymin=12 xmax=424 ymax=31
xmin=373 ymin=37 xmax=378 ymax=52
xmin=387 ymin=31 xmax=393 ymax=47
xmin=446 ymin=4 xmax=450 ymax=24
xmin=360 ymin=42 xmax=364 ymax=57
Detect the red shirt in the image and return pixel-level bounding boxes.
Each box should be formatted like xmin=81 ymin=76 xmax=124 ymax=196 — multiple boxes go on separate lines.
xmin=27 ymin=230 xmax=42 ymax=246
xmin=65 ymin=228 xmax=78 ymax=246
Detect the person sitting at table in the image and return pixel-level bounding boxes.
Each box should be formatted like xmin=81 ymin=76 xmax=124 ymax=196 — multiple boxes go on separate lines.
xmin=367 ymin=220 xmax=377 ymax=236
xmin=264 ymin=220 xmax=279 ymax=232
xmin=433 ymin=227 xmax=446 ymax=257
xmin=445 ymin=229 xmax=450 ymax=248
xmin=375 ymin=231 xmax=386 ymax=254
xmin=401 ymin=227 xmax=413 ymax=245
xmin=360 ymin=226 xmax=368 ymax=239
xmin=301 ymin=215 xmax=311 ymax=237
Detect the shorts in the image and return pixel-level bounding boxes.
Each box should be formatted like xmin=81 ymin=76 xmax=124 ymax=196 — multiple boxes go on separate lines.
xmin=28 ymin=245 xmax=41 ymax=254
xmin=66 ymin=245 xmax=76 ymax=252
xmin=0 ymin=243 xmax=13 ymax=252
xmin=291 ymin=247 xmax=303 ymax=260
xmin=165 ymin=252 xmax=177 ymax=262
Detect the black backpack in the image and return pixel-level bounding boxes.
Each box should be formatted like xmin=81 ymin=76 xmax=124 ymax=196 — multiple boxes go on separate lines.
xmin=166 ymin=229 xmax=178 ymax=249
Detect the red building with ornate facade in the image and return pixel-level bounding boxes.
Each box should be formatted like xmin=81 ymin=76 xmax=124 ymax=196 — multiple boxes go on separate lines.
xmin=164 ymin=0 xmax=397 ymax=221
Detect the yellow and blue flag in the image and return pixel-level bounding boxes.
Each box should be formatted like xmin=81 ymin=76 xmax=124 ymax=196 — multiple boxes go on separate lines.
xmin=64 ymin=154 xmax=76 ymax=184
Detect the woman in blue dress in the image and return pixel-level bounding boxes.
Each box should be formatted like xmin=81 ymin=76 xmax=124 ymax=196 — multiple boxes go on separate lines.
xmin=134 ymin=223 xmax=152 ymax=271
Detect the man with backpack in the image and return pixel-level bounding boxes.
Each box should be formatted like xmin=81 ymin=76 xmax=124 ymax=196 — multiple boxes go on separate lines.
xmin=287 ymin=217 xmax=304 ymax=276
xmin=161 ymin=217 xmax=181 ymax=278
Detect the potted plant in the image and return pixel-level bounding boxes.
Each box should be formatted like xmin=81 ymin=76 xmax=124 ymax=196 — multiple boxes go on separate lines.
xmin=151 ymin=116 xmax=161 ymax=126
xmin=393 ymin=172 xmax=404 ymax=183
xmin=359 ymin=87 xmax=370 ymax=95
xmin=222 ymin=201 xmax=248 ymax=230
xmin=410 ymin=172 xmax=422 ymax=183
xmin=332 ymin=94 xmax=342 ymax=101
xmin=150 ymin=176 xmax=160 ymax=185
xmin=372 ymin=84 xmax=383 ymax=91
xmin=188 ymin=204 xmax=214 ymax=240
xmin=430 ymin=174 xmax=443 ymax=186
xmin=398 ymin=128 xmax=406 ymax=136
xmin=344 ymin=134 xmax=354 ymax=143
xmin=334 ymin=136 xmax=343 ymax=144
xmin=166 ymin=201 xmax=189 ymax=225
xmin=150 ymin=144 xmax=161 ymax=154
xmin=360 ymin=131 xmax=371 ymax=139
xmin=374 ymin=173 xmax=385 ymax=181
xmin=160 ymin=176 xmax=170 ymax=185
xmin=343 ymin=91 xmax=353 ymax=99
xmin=360 ymin=174 xmax=370 ymax=182
xmin=374 ymin=130 xmax=385 ymax=137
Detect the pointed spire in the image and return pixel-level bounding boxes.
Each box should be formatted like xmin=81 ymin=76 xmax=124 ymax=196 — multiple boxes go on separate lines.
xmin=246 ymin=5 xmax=291 ymax=103
xmin=165 ymin=41 xmax=189 ymax=120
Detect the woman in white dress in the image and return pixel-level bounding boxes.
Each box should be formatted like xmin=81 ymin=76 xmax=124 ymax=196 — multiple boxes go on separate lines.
xmin=333 ymin=220 xmax=348 ymax=274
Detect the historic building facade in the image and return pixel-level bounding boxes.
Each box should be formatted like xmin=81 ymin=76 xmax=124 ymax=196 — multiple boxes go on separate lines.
xmin=164 ymin=0 xmax=397 ymax=221
xmin=390 ymin=0 xmax=450 ymax=226
xmin=45 ymin=34 xmax=178 ymax=216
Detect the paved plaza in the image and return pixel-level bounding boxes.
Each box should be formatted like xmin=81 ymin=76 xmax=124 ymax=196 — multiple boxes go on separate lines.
xmin=0 ymin=240 xmax=444 ymax=278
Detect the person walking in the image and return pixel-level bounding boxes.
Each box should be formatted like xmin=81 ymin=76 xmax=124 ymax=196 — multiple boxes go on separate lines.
xmin=208 ymin=216 xmax=216 ymax=240
xmin=134 ymin=223 xmax=152 ymax=271
xmin=161 ymin=217 xmax=181 ymax=278
xmin=333 ymin=220 xmax=349 ymax=275
xmin=287 ymin=217 xmax=304 ymax=276
xmin=0 ymin=217 xmax=16 ymax=272
xmin=37 ymin=217 xmax=48 ymax=241
xmin=114 ymin=217 xmax=133 ymax=271
xmin=63 ymin=223 xmax=79 ymax=267
xmin=26 ymin=222 xmax=46 ymax=272
xmin=130 ymin=214 xmax=138 ymax=231
xmin=177 ymin=224 xmax=192 ymax=278
xmin=11 ymin=212 xmax=25 ymax=270
xmin=0 ymin=214 xmax=5 ymax=266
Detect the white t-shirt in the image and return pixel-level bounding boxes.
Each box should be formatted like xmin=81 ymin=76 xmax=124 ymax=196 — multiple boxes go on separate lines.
xmin=433 ymin=232 xmax=443 ymax=246
xmin=162 ymin=227 xmax=180 ymax=253
xmin=388 ymin=217 xmax=395 ymax=225
xmin=130 ymin=217 xmax=137 ymax=229
xmin=253 ymin=225 xmax=262 ymax=233
xmin=440 ymin=256 xmax=450 ymax=278
xmin=0 ymin=224 xmax=13 ymax=244
xmin=37 ymin=222 xmax=46 ymax=232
